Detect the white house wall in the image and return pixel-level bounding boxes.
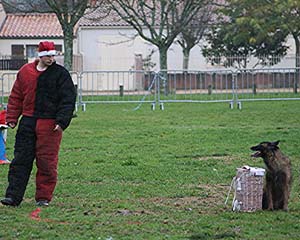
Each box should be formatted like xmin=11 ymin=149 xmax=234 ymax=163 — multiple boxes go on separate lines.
xmin=78 ymin=27 xmax=299 ymax=72
xmin=79 ymin=27 xmax=153 ymax=71
xmin=78 ymin=27 xmax=210 ymax=72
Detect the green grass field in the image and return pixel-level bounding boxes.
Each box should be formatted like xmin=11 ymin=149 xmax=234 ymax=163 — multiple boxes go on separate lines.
xmin=1 ymin=101 xmax=300 ymax=239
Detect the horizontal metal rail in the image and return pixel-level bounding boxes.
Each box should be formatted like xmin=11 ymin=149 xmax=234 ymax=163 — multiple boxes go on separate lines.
xmin=1 ymin=68 xmax=299 ymax=110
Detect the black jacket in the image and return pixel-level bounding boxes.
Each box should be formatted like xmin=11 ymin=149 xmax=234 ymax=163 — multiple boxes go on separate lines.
xmin=35 ymin=62 xmax=76 ymax=130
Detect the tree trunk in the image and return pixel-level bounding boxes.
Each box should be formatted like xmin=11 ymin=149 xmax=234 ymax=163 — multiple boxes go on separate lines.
xmin=159 ymin=46 xmax=168 ymax=71
xmin=182 ymin=48 xmax=190 ymax=70
xmin=159 ymin=46 xmax=169 ymax=95
xmin=63 ymin=27 xmax=74 ymax=71
xmin=294 ymin=36 xmax=300 ymax=94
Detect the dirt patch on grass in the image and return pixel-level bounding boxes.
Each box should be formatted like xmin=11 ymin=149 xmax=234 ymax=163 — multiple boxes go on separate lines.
xmin=137 ymin=183 xmax=230 ymax=214
xmin=74 ymin=183 xmax=231 ymax=216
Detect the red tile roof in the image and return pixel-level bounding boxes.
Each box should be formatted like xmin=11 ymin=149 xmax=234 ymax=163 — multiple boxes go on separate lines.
xmin=79 ymin=8 xmax=128 ymax=27
xmin=0 ymin=13 xmax=63 ymax=38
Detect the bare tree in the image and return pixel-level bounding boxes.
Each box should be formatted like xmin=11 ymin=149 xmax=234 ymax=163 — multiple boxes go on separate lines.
xmin=1 ymin=0 xmax=104 ymax=71
xmin=109 ymin=0 xmax=206 ymax=71
xmin=177 ymin=3 xmax=212 ymax=70
xmin=45 ymin=0 xmax=89 ymax=71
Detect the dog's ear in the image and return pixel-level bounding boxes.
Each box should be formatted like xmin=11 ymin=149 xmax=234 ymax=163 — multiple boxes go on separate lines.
xmin=269 ymin=141 xmax=280 ymax=150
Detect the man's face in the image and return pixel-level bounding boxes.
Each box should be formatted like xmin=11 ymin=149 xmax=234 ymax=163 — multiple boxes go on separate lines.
xmin=40 ymin=55 xmax=55 ymax=66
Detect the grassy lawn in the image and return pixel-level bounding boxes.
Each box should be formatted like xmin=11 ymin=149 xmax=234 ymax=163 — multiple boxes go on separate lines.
xmin=1 ymin=101 xmax=300 ymax=239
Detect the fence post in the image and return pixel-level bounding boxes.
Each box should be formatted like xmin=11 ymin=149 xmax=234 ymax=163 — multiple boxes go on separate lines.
xmin=119 ymin=84 xmax=124 ymax=97
xmin=74 ymin=84 xmax=78 ymax=115
xmin=294 ymin=68 xmax=299 ymax=94
xmin=253 ymin=84 xmax=257 ymax=95
xmin=232 ymin=71 xmax=241 ymax=109
xmin=208 ymin=84 xmax=212 ymax=95
xmin=157 ymin=71 xmax=161 ymax=109
xmin=78 ymin=72 xmax=86 ymax=111
xmin=0 ymin=73 xmax=3 ymax=106
xmin=151 ymin=71 xmax=158 ymax=110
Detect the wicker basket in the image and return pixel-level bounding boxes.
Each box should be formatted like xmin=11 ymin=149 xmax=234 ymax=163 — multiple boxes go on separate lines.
xmin=232 ymin=166 xmax=265 ymax=212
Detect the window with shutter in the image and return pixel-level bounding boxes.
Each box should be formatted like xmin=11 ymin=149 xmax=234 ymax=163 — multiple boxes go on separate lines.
xmin=11 ymin=45 xmax=24 ymax=59
xmin=26 ymin=45 xmax=38 ymax=58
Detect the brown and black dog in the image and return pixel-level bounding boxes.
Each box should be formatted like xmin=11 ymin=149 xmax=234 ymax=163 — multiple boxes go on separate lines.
xmin=250 ymin=141 xmax=292 ymax=211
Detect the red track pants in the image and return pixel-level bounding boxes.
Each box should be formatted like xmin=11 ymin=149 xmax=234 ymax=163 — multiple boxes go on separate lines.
xmin=35 ymin=118 xmax=62 ymax=201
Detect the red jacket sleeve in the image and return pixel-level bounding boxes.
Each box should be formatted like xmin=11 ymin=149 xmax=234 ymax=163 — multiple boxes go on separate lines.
xmin=6 ymin=74 xmax=24 ymax=125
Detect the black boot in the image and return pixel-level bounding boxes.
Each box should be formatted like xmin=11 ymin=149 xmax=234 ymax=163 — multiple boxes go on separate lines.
xmin=1 ymin=197 xmax=18 ymax=206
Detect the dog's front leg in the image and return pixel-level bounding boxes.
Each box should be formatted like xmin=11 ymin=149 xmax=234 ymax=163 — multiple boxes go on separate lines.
xmin=266 ymin=183 xmax=274 ymax=210
xmin=282 ymin=185 xmax=290 ymax=211
xmin=282 ymin=197 xmax=288 ymax=211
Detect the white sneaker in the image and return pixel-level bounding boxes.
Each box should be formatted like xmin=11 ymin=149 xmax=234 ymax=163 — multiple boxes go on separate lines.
xmin=36 ymin=200 xmax=49 ymax=207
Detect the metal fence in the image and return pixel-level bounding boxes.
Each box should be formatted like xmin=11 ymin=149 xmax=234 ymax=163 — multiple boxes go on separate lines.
xmin=78 ymin=70 xmax=157 ymax=111
xmin=0 ymin=71 xmax=17 ymax=106
xmin=233 ymin=68 xmax=300 ymax=108
xmin=157 ymin=70 xmax=235 ymax=109
xmin=1 ymin=68 xmax=300 ymax=110
xmin=0 ymin=57 xmax=28 ymax=70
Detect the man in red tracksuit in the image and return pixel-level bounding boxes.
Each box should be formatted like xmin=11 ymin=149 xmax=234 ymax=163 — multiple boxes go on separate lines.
xmin=1 ymin=41 xmax=76 ymax=207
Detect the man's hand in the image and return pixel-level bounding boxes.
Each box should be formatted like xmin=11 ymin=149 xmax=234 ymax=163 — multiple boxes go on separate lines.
xmin=8 ymin=122 xmax=16 ymax=129
xmin=53 ymin=124 xmax=63 ymax=132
